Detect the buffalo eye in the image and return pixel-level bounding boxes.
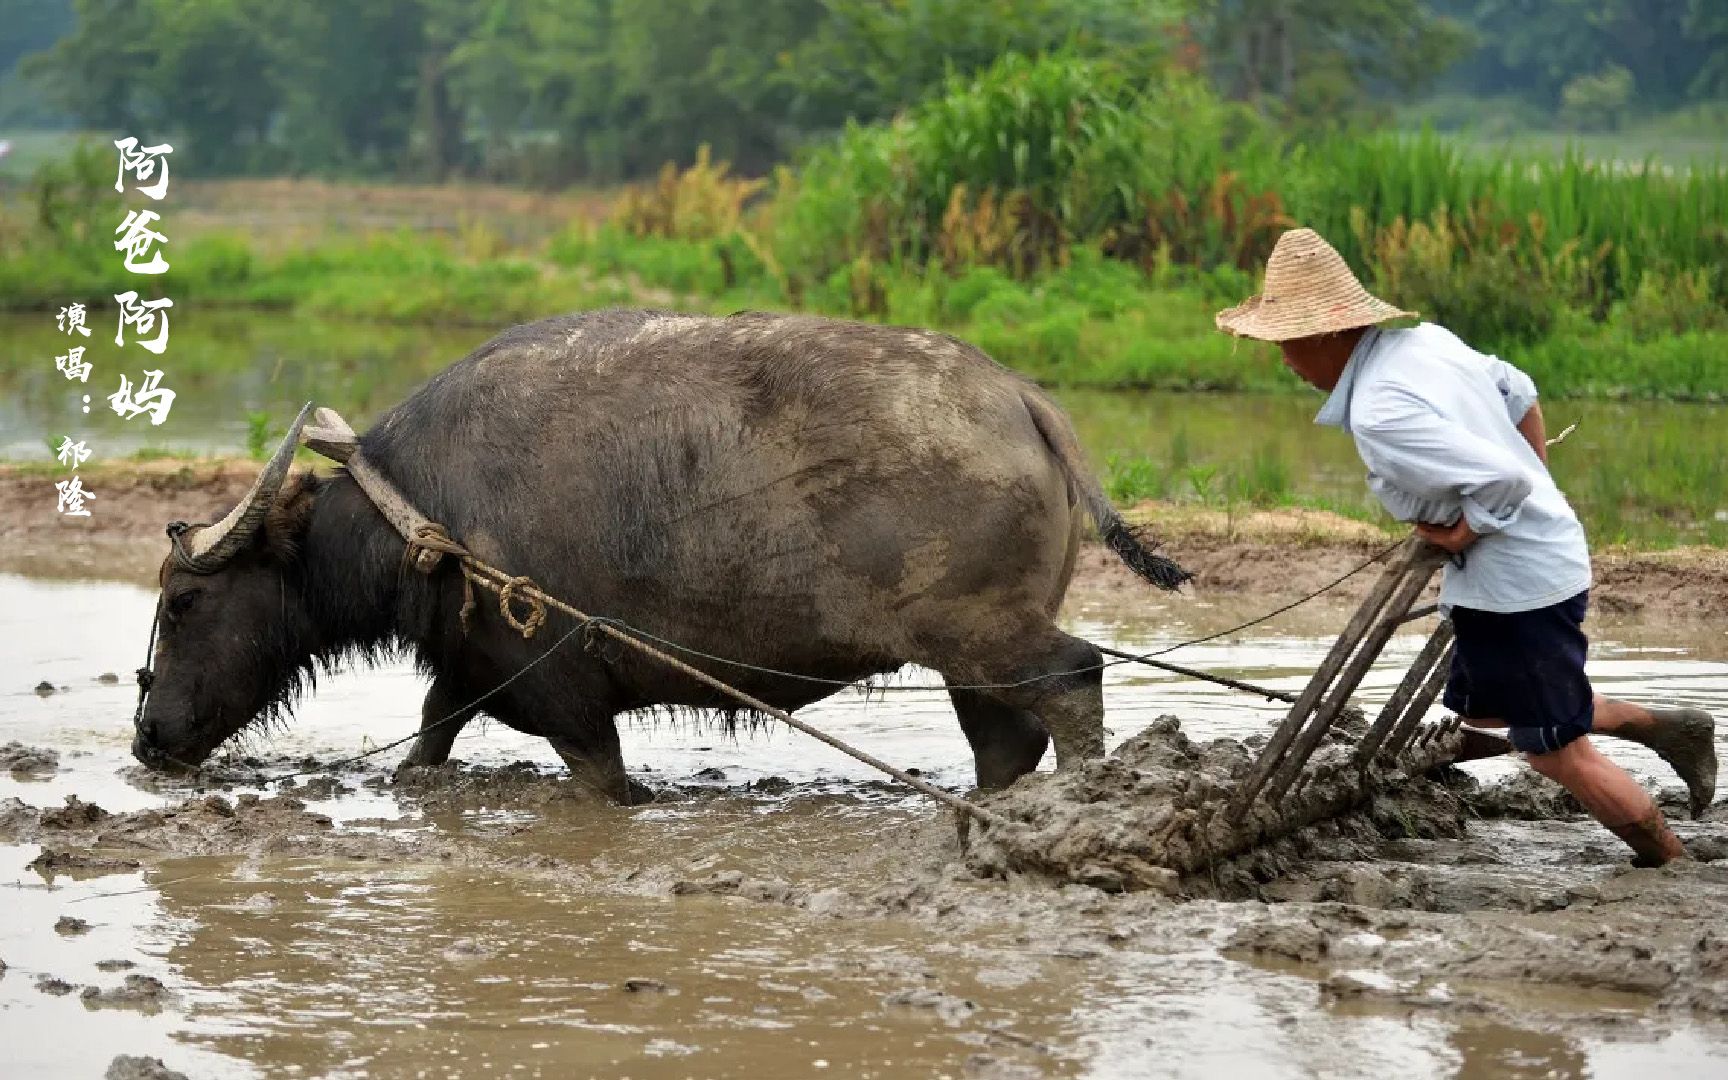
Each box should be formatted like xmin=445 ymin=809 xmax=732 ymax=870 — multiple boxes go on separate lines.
xmin=167 ymin=589 xmax=201 ymax=618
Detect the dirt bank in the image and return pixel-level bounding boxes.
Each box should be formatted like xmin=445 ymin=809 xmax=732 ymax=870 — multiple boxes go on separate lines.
xmin=7 ymin=461 xmax=1727 ymax=628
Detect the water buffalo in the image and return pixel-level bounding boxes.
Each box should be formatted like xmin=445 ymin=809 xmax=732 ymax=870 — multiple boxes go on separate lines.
xmin=133 ymin=309 xmax=1188 ymax=800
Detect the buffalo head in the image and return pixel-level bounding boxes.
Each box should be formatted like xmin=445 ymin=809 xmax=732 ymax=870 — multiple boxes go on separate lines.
xmin=132 ymin=404 xmax=320 ymax=769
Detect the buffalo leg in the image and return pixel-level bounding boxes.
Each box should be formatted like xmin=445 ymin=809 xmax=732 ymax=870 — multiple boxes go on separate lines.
xmin=547 ymin=719 xmax=641 ymax=805
xmin=400 ymin=674 xmax=479 ymax=767
xmin=954 ymin=629 xmax=1106 ymax=771
xmin=482 ymin=665 xmax=646 ymax=804
xmin=948 ymin=685 xmax=1050 ymax=789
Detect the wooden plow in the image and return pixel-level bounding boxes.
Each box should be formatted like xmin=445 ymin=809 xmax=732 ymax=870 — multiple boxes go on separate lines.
xmin=969 ymin=537 xmax=1500 ymax=885
xmin=1151 ymin=536 xmax=1485 ymax=868
xmin=1230 ymin=538 xmax=1456 ymax=818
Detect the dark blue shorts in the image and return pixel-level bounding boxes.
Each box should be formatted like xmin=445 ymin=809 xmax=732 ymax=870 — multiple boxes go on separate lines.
xmin=1442 ymin=590 xmax=1594 ymax=755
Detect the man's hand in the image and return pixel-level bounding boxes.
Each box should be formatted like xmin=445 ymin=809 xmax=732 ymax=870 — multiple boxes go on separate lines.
xmin=1415 ymin=518 xmax=1479 ymax=554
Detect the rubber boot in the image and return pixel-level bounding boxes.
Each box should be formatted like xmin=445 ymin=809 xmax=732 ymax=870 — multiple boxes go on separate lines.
xmin=1607 ymin=707 xmax=1718 ymax=819
xmin=1607 ymin=805 xmax=1688 ymax=868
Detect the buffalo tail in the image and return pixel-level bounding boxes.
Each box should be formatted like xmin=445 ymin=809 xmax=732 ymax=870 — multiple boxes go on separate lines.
xmin=1021 ymin=391 xmax=1192 ymax=591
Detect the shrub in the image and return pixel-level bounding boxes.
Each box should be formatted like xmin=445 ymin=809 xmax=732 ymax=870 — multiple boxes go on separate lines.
xmin=612 ymin=145 xmax=765 ymax=241
xmin=1615 ymin=268 xmax=1728 ymax=341
xmin=1358 ymin=208 xmax=1563 ymax=348
xmin=766 ymin=54 xmax=1286 ymax=281
xmin=1560 ymin=64 xmax=1636 ymax=133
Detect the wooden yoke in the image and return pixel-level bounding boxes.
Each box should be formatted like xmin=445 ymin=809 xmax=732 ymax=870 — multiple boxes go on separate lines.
xmin=300 ymin=407 xmax=447 ymax=574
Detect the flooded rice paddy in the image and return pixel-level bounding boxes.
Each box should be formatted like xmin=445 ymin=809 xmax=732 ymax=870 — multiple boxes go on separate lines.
xmin=6 ymin=309 xmax=1728 ymax=1075
xmin=4 ymin=572 xmax=1727 ymax=1078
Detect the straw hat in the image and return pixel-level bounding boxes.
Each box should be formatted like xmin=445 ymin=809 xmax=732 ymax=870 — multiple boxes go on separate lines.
xmin=1214 ymin=228 xmax=1416 ymax=342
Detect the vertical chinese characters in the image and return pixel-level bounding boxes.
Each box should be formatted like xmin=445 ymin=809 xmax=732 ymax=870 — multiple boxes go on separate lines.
xmin=55 ymin=477 xmax=96 ymax=517
xmin=52 ymin=137 xmax=179 ymax=517
xmin=51 ymin=303 xmax=97 ymax=516
xmin=57 ymin=303 xmax=92 ymax=337
xmin=110 ymin=140 xmax=176 ymax=427
xmin=56 ymin=346 xmax=91 ymax=382
xmin=54 ymin=439 xmax=95 ymax=517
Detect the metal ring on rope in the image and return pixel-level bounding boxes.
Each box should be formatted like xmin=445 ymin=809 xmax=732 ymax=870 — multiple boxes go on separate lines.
xmin=497 ymin=575 xmax=547 ymax=638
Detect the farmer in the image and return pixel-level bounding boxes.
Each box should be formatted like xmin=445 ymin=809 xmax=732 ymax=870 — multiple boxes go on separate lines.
xmin=1215 ymin=227 xmax=1718 ymax=867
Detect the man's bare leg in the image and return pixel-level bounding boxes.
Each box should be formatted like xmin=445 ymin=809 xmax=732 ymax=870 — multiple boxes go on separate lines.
xmin=1462 ymin=695 xmax=1717 ymax=818
xmin=1524 ymin=735 xmax=1686 ymax=866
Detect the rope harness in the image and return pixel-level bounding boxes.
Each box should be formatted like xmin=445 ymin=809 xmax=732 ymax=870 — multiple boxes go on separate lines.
xmin=131 ymin=520 xmax=200 ymax=739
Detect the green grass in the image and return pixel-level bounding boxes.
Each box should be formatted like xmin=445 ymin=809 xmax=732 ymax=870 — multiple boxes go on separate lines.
xmin=6 ymin=224 xmax=1726 ymax=402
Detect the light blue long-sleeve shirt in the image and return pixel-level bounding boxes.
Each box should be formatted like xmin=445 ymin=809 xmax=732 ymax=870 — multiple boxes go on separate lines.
xmin=1316 ymin=323 xmax=1592 ymax=613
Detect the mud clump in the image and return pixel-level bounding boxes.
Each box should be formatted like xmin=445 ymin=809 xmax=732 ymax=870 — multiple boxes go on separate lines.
xmin=883 ymin=987 xmax=978 ymax=1023
xmin=42 ymin=795 xmax=112 ymax=831
xmin=82 ymin=974 xmax=169 ymax=1011
xmin=0 ymin=741 xmax=58 ymax=775
xmin=27 ymin=848 xmax=142 ymax=880
xmin=1462 ymin=769 xmax=1585 ymax=819
xmin=0 ymin=797 xmax=43 ymax=841
xmin=105 ymin=1055 xmax=188 ymax=1080
xmin=99 ymin=793 xmax=332 ymax=855
xmin=964 ymin=716 xmax=1468 ymax=894
xmin=392 ymin=761 xmax=601 ymax=810
xmin=290 ymin=774 xmax=356 ymax=800
xmin=672 ymin=869 xmax=800 ymax=904
xmin=1 ymin=792 xmax=339 ymax=858
xmin=1225 ymin=873 xmax=1720 ymax=1009
xmin=1688 ymin=834 xmax=1728 ymax=862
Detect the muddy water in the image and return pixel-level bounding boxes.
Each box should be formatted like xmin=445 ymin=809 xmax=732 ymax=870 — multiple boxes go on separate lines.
xmin=4 ymin=573 xmax=1728 ymax=1078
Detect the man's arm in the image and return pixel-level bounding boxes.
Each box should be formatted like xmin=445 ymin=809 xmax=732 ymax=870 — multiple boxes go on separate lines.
xmin=1488 ymin=355 xmax=1546 ymax=463
xmin=1517 ymin=401 xmax=1548 ymax=464
xmin=1354 ymin=385 xmax=1534 ymax=542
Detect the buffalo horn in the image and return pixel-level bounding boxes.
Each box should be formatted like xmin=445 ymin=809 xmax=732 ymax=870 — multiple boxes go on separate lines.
xmin=181 ymin=402 xmax=314 ymax=572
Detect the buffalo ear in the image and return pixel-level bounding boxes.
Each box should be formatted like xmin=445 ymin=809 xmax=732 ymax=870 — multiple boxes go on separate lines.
xmin=264 ymin=471 xmax=320 ymax=561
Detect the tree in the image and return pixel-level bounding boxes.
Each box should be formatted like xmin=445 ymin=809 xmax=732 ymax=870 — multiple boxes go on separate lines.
xmin=1688 ymin=0 xmax=1728 ymax=98
xmin=1433 ymin=0 xmax=1721 ymax=111
xmin=1559 ymin=62 xmax=1635 ymax=131
xmin=782 ymin=0 xmax=1179 ymax=131
xmin=0 ymin=0 xmax=73 ymax=124
xmin=1190 ymin=0 xmax=1471 ymax=127
xmin=443 ymin=0 xmax=825 ymax=181
xmin=256 ymin=0 xmax=430 ymax=173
